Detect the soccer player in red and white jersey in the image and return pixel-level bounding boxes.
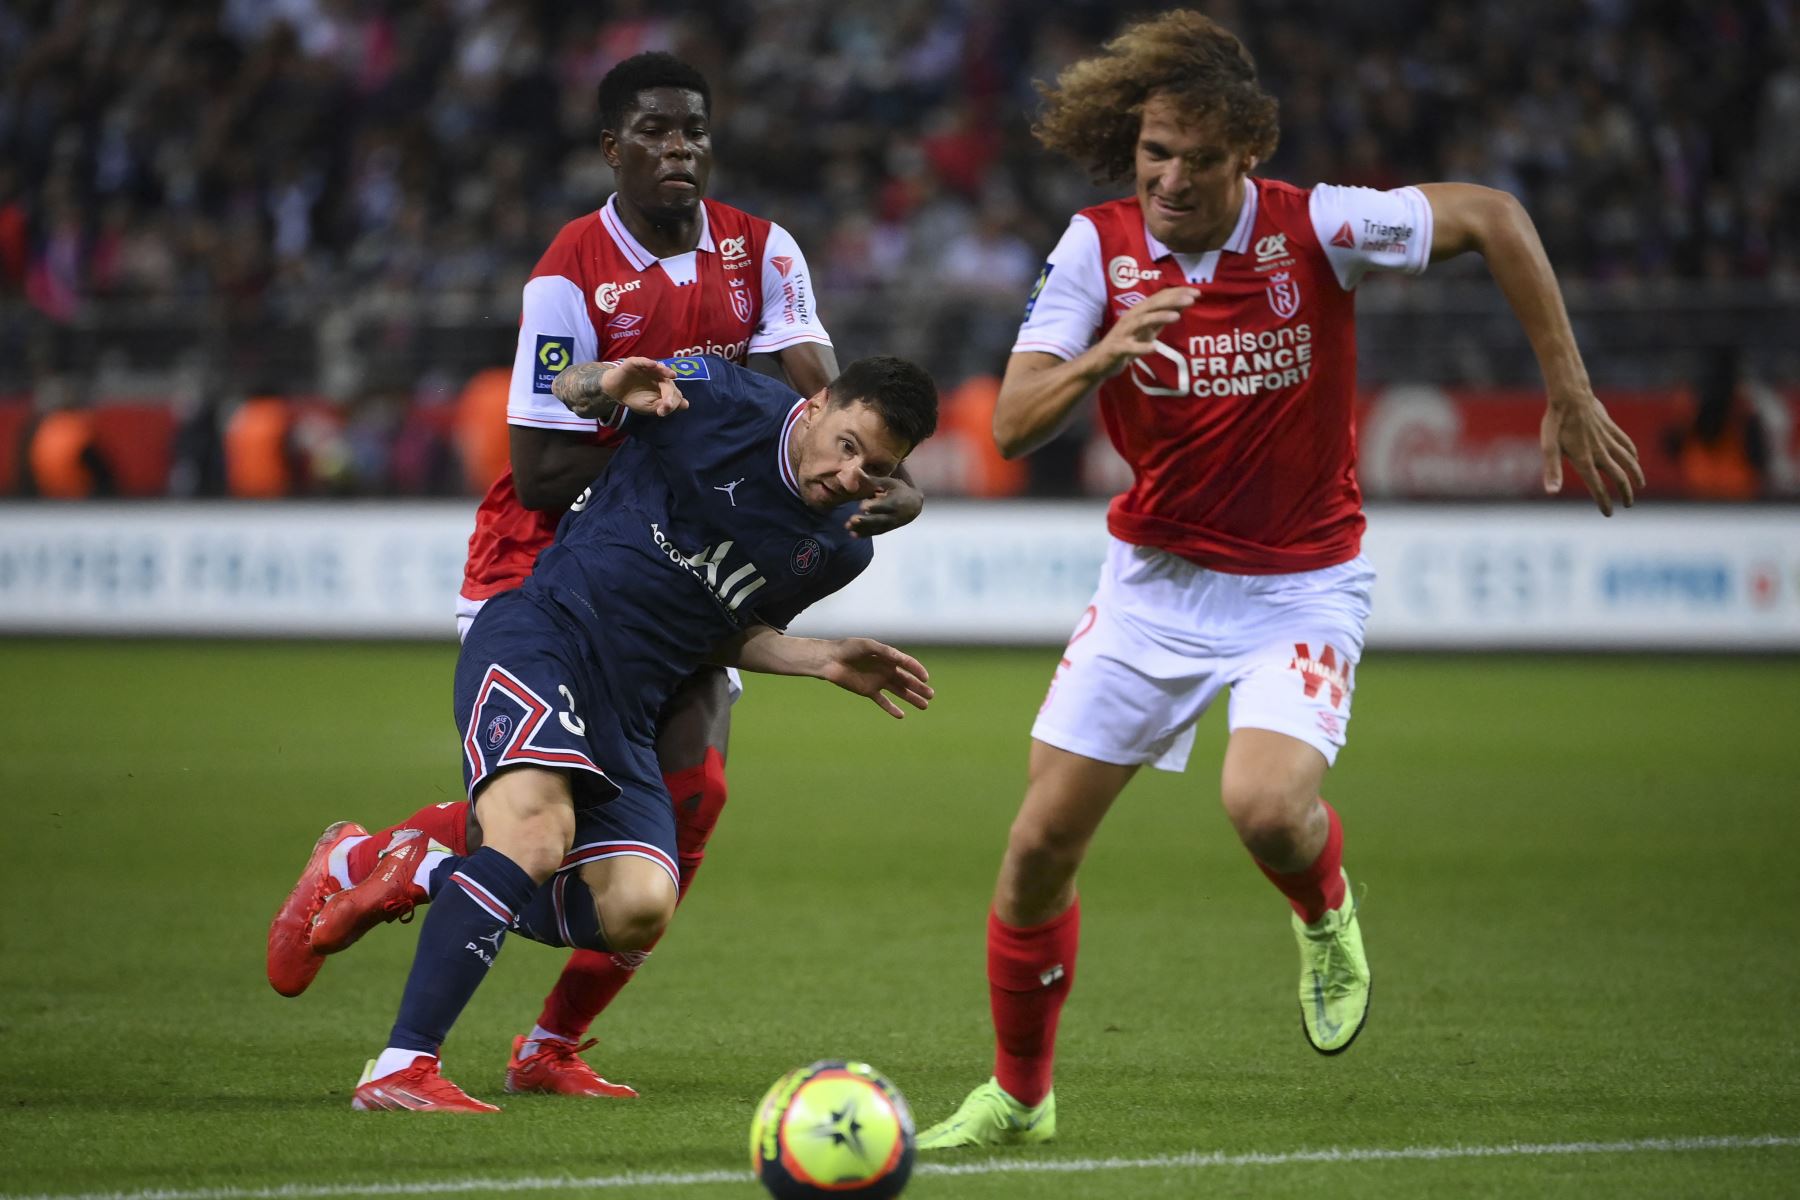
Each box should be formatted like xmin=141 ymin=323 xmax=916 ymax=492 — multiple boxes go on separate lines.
xmin=266 ymin=53 xmax=921 ymax=1097
xmin=919 ymin=11 xmax=1643 ymax=1148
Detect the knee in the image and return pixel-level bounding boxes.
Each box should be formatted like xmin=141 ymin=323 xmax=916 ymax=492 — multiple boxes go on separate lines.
xmin=474 ymin=772 xmax=576 ymax=882
xmin=509 ymin=821 xmax=574 ymax=884
xmin=1219 ymin=772 xmax=1313 ymax=858
xmin=1005 ymin=806 xmax=1090 ymax=878
xmin=599 ymin=886 xmax=675 ymax=953
xmin=590 ymin=864 xmax=678 ymax=953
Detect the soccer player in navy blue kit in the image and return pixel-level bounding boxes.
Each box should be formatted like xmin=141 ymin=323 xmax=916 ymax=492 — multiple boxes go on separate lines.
xmin=314 ymin=353 xmax=938 ymax=1112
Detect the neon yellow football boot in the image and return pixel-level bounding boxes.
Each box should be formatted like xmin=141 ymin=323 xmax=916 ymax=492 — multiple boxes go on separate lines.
xmin=917 ymin=1078 xmax=1056 ymax=1150
xmin=1294 ymin=870 xmax=1371 ymax=1054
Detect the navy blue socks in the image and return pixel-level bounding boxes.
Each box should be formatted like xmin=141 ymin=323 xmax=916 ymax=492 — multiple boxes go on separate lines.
xmin=385 ymin=846 xmax=538 ymax=1055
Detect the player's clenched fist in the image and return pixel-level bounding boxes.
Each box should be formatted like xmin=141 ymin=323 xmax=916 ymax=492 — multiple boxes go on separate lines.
xmin=1094 ymin=287 xmax=1200 ymax=376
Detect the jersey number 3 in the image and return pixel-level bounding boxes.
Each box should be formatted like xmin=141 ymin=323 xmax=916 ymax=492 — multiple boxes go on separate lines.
xmin=557 ymin=684 xmax=586 ymax=736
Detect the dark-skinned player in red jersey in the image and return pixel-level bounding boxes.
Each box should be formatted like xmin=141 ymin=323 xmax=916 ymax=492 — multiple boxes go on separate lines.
xmin=919 ymin=10 xmax=1644 ymax=1149
xmin=266 ymin=53 xmax=924 ymax=1099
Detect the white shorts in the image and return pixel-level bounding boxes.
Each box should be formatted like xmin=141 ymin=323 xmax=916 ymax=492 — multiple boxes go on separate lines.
xmin=1031 ymin=537 xmax=1374 ymax=771
xmin=456 ymin=592 xmax=744 ymax=703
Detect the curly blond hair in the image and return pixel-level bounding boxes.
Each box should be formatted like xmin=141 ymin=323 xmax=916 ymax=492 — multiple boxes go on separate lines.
xmin=1035 ymin=10 xmax=1280 ymax=181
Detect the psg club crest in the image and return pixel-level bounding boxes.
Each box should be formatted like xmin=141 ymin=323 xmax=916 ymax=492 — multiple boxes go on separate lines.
xmin=729 ymin=285 xmax=753 ymax=323
xmin=484 ymin=713 xmax=513 ymax=752
xmin=1267 ymin=271 xmax=1301 ymax=320
xmin=790 ymin=537 xmax=823 ymax=576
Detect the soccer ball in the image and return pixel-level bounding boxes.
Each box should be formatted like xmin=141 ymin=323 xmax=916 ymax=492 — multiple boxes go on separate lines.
xmin=749 ymin=1060 xmax=916 ymax=1199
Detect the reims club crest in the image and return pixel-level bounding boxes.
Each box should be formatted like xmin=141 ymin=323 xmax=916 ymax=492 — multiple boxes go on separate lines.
xmin=1267 ymin=271 xmax=1301 ymax=320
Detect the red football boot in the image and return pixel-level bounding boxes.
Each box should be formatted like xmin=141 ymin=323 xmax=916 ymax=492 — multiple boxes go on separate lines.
xmin=352 ymin=1056 xmax=500 ymax=1113
xmin=505 ymin=1035 xmax=640 ymax=1098
xmin=267 ymin=820 xmax=367 ymax=997
xmin=309 ymin=831 xmax=428 ymax=955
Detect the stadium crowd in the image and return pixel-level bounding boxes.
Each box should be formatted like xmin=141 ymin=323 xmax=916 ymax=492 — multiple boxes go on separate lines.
xmin=1 ymin=0 xmax=1797 ymax=497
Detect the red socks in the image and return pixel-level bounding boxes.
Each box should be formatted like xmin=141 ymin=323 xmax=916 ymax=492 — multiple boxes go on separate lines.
xmin=537 ymin=947 xmax=633 ymax=1040
xmin=987 ymin=900 xmax=1079 ymax=1107
xmin=535 ymin=751 xmax=728 ymax=1040
xmin=668 ymin=749 xmax=728 ymax=895
xmin=1256 ymin=799 xmax=1347 ymax=924
xmin=347 ymin=802 xmax=470 ymax=884
xmin=980 ymin=803 xmax=1345 ymax=1106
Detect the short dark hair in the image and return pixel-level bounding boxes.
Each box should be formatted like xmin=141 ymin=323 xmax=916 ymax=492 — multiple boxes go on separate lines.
xmin=827 ymin=357 xmax=939 ymax=451
xmin=598 ymin=52 xmax=712 ymax=132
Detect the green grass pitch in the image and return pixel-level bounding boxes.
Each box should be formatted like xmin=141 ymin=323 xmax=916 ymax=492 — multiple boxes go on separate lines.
xmin=1 ymin=640 xmax=1798 ymax=1198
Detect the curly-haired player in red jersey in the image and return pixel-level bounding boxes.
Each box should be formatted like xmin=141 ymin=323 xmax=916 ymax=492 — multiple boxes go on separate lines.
xmin=267 ymin=53 xmax=923 ymax=1099
xmin=919 ymin=10 xmax=1642 ymax=1149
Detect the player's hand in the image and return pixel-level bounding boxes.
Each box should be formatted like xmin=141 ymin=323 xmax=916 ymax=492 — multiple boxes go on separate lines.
xmin=1540 ymin=390 xmax=1644 ymax=517
xmin=819 ymin=638 xmax=933 ymax=718
xmin=846 ymin=470 xmax=923 ymax=537
xmin=601 ymin=357 xmax=689 ymax=418
xmin=1094 ymin=287 xmax=1199 ymax=376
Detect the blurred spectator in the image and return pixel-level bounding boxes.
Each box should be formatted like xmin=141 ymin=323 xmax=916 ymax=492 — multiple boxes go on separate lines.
xmin=452 ymin=366 xmax=511 ymax=494
xmin=24 ymin=407 xmax=115 ymax=497
xmin=1665 ymin=347 xmax=1770 ymax=500
xmin=224 ymin=395 xmax=299 ymax=498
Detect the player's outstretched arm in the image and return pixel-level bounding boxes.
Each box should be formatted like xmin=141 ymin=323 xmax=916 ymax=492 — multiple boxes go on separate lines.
xmin=711 ymin=625 xmax=933 ymax=718
xmin=1417 ymin=183 xmax=1645 ymax=516
xmin=553 ymin=357 xmax=689 ymax=424
xmin=993 ymin=288 xmax=1199 ymax=459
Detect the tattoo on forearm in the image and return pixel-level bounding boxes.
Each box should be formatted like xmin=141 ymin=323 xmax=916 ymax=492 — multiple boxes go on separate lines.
xmin=551 ymin=362 xmax=615 ymax=417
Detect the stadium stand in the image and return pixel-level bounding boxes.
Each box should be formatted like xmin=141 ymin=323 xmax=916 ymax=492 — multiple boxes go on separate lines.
xmin=0 ymin=0 xmax=1795 ymax=497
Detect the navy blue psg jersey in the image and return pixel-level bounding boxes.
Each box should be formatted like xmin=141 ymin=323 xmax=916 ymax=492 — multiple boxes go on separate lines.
xmin=520 ymin=355 xmax=872 ymax=736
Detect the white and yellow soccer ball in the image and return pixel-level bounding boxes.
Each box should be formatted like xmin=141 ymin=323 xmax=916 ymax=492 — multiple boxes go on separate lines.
xmin=749 ymin=1060 xmax=916 ymax=1199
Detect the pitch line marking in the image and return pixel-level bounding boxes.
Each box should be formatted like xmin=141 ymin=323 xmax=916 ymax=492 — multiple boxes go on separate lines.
xmin=7 ymin=1134 xmax=1797 ymax=1200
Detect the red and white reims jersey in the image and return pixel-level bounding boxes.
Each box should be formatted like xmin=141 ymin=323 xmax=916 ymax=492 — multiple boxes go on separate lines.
xmin=1017 ymin=178 xmax=1432 ymax=574
xmin=461 ymin=195 xmax=831 ymax=600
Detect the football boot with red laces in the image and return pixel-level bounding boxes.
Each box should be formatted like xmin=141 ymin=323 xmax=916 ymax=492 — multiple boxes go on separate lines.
xmin=267 ymin=821 xmax=367 ymax=997
xmin=352 ymin=1056 xmax=499 ymax=1113
xmin=506 ymin=1035 xmax=640 ymax=1098
xmin=310 ymin=831 xmax=428 ymax=955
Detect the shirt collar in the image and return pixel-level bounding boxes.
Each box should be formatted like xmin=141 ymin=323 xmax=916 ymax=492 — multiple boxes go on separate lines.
xmin=1142 ymin=177 xmax=1259 ymax=261
xmin=599 ymin=194 xmax=715 ymax=271
xmin=777 ymin=396 xmax=807 ymax=500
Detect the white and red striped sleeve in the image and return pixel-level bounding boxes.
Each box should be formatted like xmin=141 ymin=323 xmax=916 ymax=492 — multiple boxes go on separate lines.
xmin=1011 ymin=214 xmax=1106 ymax=361
xmin=748 ymin=222 xmax=833 ymax=356
xmin=507 ymin=239 xmax=602 ymax=432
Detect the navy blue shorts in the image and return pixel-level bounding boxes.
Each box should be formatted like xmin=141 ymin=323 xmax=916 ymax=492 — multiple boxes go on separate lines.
xmin=453 ymin=590 xmax=679 ymax=894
